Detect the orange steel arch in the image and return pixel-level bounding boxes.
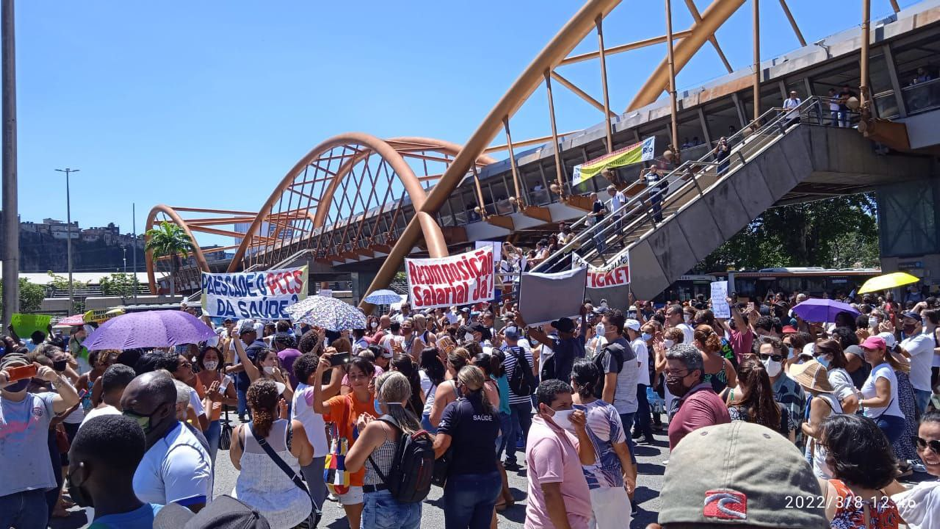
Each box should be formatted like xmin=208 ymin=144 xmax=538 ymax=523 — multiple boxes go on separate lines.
xmin=228 ymin=133 xmax=495 ymax=272
xmin=145 ymin=204 xmax=211 ymax=294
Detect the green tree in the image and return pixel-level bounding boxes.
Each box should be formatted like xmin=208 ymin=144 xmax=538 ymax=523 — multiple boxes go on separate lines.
xmin=697 ymin=194 xmax=879 ymax=272
xmin=144 ymin=221 xmax=194 ymax=296
xmin=46 ymin=271 xmax=89 ymax=293
xmin=0 ymin=278 xmax=47 ymax=319
xmin=100 ymin=272 xmax=138 ymax=298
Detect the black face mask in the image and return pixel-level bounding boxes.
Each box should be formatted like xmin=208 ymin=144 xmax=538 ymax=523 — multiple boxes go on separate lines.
xmin=67 ymin=464 xmax=93 ymax=508
xmin=903 ymin=324 xmax=917 ymax=336
xmin=666 ymin=374 xmax=691 ymax=398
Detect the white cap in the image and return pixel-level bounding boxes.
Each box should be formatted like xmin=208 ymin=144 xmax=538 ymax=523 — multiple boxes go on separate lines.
xmin=624 ymin=319 xmax=641 ymax=332
xmin=799 ymin=343 xmax=815 ymax=357
xmin=877 ymin=332 xmax=898 ymax=350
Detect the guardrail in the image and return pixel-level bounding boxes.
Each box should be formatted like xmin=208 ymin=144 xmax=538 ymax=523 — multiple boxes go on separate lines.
xmin=529 ymin=96 xmax=828 ymax=275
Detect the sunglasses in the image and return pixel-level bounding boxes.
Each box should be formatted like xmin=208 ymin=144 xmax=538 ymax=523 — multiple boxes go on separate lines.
xmin=913 ymin=436 xmax=940 ymax=454
xmin=758 ymin=353 xmax=784 ymax=362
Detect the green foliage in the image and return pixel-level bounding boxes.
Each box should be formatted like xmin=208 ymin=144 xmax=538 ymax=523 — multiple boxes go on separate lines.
xmin=0 ymin=278 xmax=47 ymax=316
xmin=697 ymin=194 xmax=879 ymax=272
xmin=100 ymin=273 xmax=138 ymax=298
xmin=46 ymin=271 xmax=89 ymax=292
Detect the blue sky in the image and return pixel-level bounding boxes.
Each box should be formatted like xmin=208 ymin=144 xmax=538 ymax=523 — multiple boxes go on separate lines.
xmin=9 ymin=0 xmax=917 ymax=245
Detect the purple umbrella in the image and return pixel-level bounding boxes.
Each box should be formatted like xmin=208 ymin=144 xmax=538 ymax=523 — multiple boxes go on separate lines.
xmin=791 ymin=299 xmax=860 ymax=323
xmin=83 ymin=310 xmax=216 ymax=350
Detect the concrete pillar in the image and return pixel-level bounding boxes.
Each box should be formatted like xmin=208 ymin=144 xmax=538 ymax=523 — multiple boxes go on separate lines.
xmin=351 ymin=271 xmax=378 ymax=306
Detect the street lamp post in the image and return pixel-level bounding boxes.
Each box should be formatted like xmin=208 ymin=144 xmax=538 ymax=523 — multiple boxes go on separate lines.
xmin=55 ymin=167 xmax=79 ymax=311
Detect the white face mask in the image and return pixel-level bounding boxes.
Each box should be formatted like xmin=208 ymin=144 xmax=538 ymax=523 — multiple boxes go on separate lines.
xmin=761 ymin=357 xmax=782 ymax=377
xmin=663 ymin=339 xmax=674 ymax=349
xmin=683 ymin=314 xmax=692 ymax=324
xmin=464 ymin=332 xmax=475 ymax=343
xmin=868 ymin=317 xmax=879 ymax=329
xmin=595 ymin=323 xmax=606 ymax=337
xmin=263 ymin=366 xmax=276 ymax=375
xmin=371 ymin=322 xmax=378 ymax=329
xmin=203 ymin=360 xmax=219 ymax=371
xmin=548 ymin=408 xmax=576 ymax=433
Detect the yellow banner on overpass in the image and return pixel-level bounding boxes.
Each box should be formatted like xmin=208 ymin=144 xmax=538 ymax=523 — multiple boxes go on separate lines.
xmin=572 ymin=136 xmax=655 ymax=187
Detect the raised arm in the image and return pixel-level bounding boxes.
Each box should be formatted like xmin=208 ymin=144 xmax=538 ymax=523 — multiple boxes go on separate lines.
xmin=233 ymin=337 xmax=260 ymax=383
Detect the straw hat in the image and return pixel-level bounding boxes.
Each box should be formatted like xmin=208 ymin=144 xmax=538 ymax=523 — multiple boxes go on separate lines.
xmin=787 ymin=361 xmax=833 ymax=393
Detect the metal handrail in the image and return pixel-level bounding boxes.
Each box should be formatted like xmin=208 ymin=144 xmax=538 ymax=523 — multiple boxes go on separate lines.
xmin=531 ymin=96 xmax=823 ymax=274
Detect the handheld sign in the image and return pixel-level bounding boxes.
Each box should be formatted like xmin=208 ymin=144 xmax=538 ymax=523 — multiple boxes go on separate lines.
xmin=406 ymin=247 xmax=494 ymax=309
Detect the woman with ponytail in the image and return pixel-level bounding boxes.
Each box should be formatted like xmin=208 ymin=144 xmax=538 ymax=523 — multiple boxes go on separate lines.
xmin=694 ymin=324 xmax=736 ymax=394
xmin=726 ymin=357 xmax=788 ymax=438
xmin=345 ymin=371 xmax=424 ymax=529
xmin=230 ymin=379 xmax=314 ymax=529
xmin=433 ymin=366 xmax=502 ymax=529
xmin=570 ymin=359 xmax=635 ymax=529
xmin=428 ymin=349 xmax=470 ymax=427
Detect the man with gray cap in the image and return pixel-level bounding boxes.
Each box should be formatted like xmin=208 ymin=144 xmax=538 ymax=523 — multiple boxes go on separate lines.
xmin=665 ymin=343 xmax=730 ymax=450
xmin=650 ymin=421 xmax=828 ymax=528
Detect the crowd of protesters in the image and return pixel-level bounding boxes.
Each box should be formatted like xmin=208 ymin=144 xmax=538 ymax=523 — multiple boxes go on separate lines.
xmin=0 ymin=284 xmax=938 ymax=529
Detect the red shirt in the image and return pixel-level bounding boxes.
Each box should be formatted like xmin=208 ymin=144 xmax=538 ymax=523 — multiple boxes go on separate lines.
xmin=668 ymin=382 xmax=731 ymax=451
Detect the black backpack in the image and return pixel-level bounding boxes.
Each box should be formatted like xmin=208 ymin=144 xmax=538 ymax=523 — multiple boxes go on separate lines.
xmin=367 ymin=415 xmax=435 ymax=503
xmin=506 ymin=347 xmax=535 ymax=397
xmin=592 ymin=342 xmax=626 ymax=399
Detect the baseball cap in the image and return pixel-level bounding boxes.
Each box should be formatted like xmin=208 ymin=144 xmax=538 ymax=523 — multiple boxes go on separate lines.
xmin=845 ymin=344 xmax=865 ymax=358
xmin=877 ymin=332 xmax=897 ymax=349
xmin=469 ymin=322 xmax=492 ymax=341
xmin=782 ymin=325 xmax=798 ymax=334
xmin=238 ymin=320 xmax=256 ymax=335
xmin=503 ymin=326 xmax=520 ymax=339
xmin=550 ymin=317 xmax=576 ymax=333
xmin=799 ymin=343 xmax=815 ymax=358
xmin=860 ymin=335 xmax=886 ymax=350
xmin=154 ymin=494 xmax=270 ymax=528
xmin=660 ymin=422 xmax=827 ymax=528
xmin=901 ymin=311 xmax=921 ymax=321
xmin=624 ymin=319 xmax=641 ymax=332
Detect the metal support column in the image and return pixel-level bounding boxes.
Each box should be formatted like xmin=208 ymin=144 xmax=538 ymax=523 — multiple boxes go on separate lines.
xmin=752 ymin=0 xmax=761 ymax=120
xmin=665 ymin=0 xmax=679 ymax=154
xmin=860 ymin=0 xmax=871 ymax=110
xmin=544 ymin=71 xmax=566 ymax=195
xmin=596 ymin=16 xmax=614 ymax=154
xmin=503 ymin=117 xmax=526 ymax=207
xmin=1 ymin=0 xmax=16 ymax=326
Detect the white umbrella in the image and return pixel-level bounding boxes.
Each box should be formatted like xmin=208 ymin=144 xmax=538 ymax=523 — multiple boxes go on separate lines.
xmin=284 ymin=295 xmax=367 ymax=331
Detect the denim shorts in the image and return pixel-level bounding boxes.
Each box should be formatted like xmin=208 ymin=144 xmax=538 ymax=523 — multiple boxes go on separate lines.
xmin=362 ymin=489 xmax=421 ymax=529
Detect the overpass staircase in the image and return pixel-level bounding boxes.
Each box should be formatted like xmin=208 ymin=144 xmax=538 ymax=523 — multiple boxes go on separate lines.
xmin=530 ymin=97 xmax=931 ymax=300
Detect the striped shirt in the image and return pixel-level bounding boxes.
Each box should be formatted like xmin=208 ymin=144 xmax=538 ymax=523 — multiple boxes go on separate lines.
xmin=502 ymin=345 xmax=535 ymax=405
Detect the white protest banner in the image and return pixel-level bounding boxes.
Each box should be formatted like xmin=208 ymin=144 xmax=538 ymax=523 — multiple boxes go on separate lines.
xmin=711 ymin=281 xmax=731 ymax=319
xmin=406 ymin=246 xmax=494 ymax=309
xmin=201 ymin=266 xmax=309 ymax=320
xmin=572 ymin=253 xmax=631 ymax=289
xmin=518 ymin=267 xmax=587 ymax=326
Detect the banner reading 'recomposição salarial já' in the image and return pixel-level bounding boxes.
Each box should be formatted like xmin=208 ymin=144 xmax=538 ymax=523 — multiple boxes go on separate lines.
xmin=201 ymin=266 xmax=309 ymax=320
xmin=406 ymin=246 xmax=494 ymax=309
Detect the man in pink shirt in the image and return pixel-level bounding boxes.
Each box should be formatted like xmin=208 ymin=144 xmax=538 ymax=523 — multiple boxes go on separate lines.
xmin=664 ymin=344 xmax=731 ymax=450
xmin=525 ymin=379 xmax=596 ymax=529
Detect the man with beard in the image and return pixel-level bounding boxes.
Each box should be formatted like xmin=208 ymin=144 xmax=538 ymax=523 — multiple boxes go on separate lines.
xmin=664 ymin=343 xmax=730 ymax=450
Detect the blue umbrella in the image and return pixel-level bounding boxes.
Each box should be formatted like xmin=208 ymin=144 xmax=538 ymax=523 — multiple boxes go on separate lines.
xmin=284 ymin=295 xmax=367 ymax=331
xmin=364 ymin=289 xmax=404 ymax=305
xmin=791 ymin=299 xmax=860 ymax=323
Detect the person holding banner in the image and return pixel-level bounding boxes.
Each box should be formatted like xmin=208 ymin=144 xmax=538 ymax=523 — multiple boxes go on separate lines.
xmin=519 ymin=309 xmax=587 ymax=386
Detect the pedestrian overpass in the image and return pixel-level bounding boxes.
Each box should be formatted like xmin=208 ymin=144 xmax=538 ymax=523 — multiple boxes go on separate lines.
xmin=147 ymin=0 xmax=940 ymax=304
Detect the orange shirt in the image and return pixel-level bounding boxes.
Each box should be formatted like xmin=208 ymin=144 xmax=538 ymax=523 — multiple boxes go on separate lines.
xmin=323 ymin=392 xmax=377 ymax=487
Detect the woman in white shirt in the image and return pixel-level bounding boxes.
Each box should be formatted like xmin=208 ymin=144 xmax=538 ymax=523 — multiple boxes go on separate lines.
xmin=813 ymin=339 xmax=858 ymax=414
xmin=858 ymin=336 xmax=906 ymax=445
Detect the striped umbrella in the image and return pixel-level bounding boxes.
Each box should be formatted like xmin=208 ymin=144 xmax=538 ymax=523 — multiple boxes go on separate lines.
xmin=285 ymin=295 xmax=367 ymax=332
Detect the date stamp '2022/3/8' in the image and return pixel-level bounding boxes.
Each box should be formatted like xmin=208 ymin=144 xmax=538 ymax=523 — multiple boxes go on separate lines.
xmin=784 ymin=494 xmax=913 ymax=510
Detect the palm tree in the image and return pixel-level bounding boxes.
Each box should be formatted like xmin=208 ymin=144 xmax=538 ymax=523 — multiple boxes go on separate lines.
xmin=144 ymin=221 xmax=194 ymax=296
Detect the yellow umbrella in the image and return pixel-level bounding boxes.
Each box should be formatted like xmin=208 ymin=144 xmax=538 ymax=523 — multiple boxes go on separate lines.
xmin=857 ymin=272 xmax=919 ymax=294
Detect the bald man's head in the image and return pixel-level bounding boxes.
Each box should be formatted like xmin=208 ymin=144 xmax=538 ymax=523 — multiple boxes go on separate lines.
xmin=120 ymin=371 xmax=178 ymax=447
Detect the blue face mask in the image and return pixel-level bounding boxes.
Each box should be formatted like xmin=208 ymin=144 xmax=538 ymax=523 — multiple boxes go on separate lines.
xmin=816 ymin=355 xmax=830 ymax=368
xmin=641 ymin=333 xmax=653 ymax=342
xmin=373 ymin=398 xmax=383 ymax=416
